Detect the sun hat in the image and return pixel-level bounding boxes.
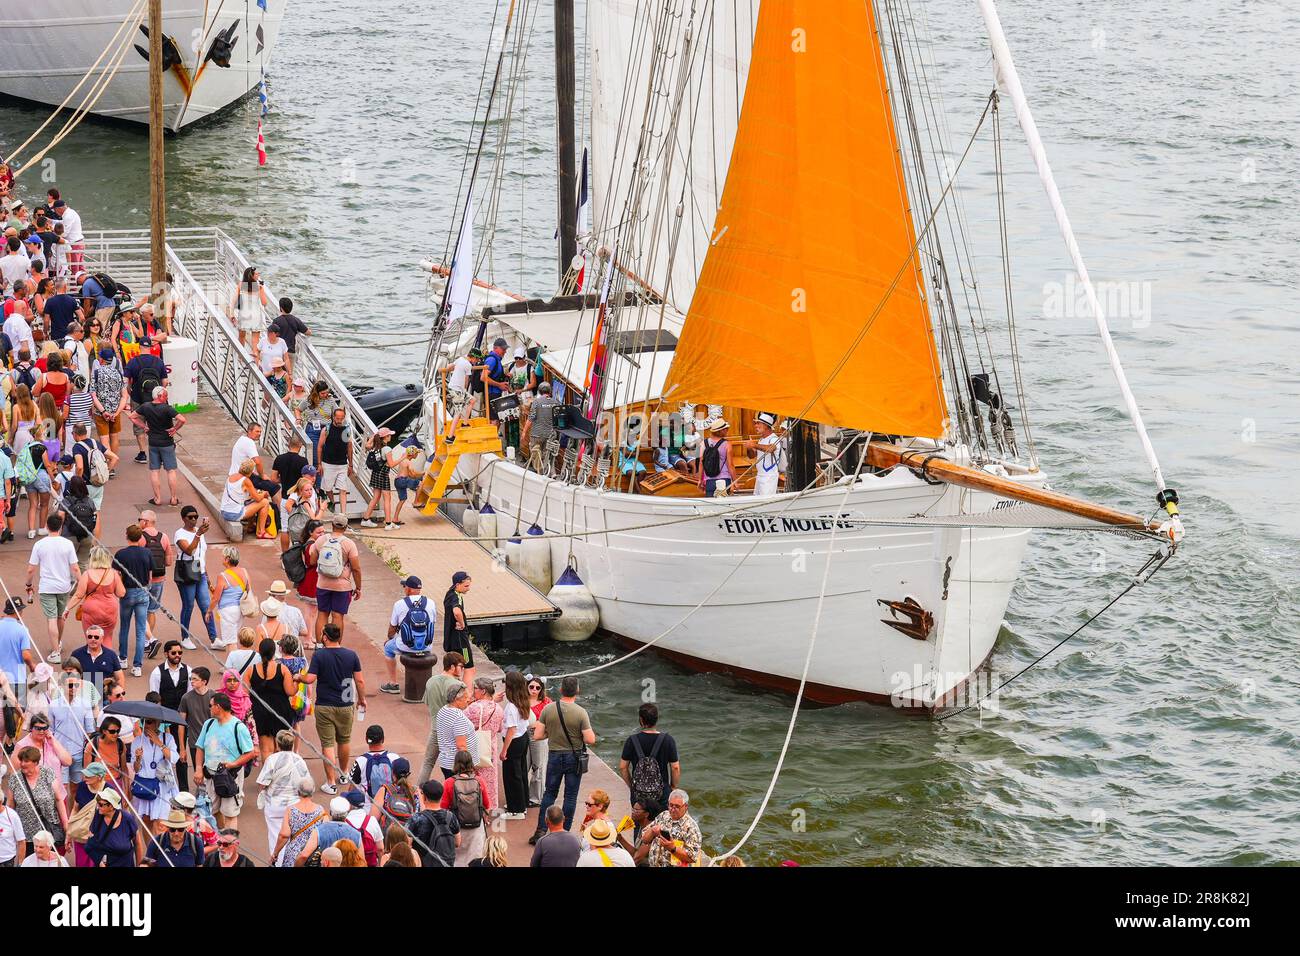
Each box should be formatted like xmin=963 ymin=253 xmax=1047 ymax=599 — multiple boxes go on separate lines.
xmin=171 ymin=792 xmax=197 ymax=810
xmin=260 ymin=597 xmax=282 ymax=617
xmin=161 ymin=809 xmax=191 ymax=829
xmin=97 ymin=789 xmax=122 ymax=809
xmin=707 ymin=417 xmax=730 ymax=433
xmin=267 ymin=580 xmax=289 ymax=596
xmin=756 ymin=411 xmax=778 ymax=428
xmin=512 ymin=347 xmax=527 ymax=359
xmin=83 ymin=762 xmax=109 ymax=778
xmin=584 ymin=819 xmax=617 ymax=848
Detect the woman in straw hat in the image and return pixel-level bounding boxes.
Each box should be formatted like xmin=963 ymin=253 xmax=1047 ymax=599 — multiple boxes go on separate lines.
xmin=697 ymin=418 xmax=734 ymax=497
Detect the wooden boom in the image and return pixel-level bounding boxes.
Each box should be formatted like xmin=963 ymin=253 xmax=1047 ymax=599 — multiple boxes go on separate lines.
xmin=865 ymin=443 xmax=1159 ymax=532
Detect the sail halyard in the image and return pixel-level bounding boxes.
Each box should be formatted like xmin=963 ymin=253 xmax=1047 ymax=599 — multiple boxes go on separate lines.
xmin=661 ymin=0 xmax=947 ymax=438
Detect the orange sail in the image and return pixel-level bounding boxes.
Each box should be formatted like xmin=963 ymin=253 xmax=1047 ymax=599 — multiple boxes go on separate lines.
xmin=663 ymin=0 xmax=946 ymax=438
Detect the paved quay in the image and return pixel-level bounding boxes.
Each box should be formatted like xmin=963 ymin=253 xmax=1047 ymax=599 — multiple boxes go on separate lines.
xmin=0 ymin=390 xmax=627 ymax=867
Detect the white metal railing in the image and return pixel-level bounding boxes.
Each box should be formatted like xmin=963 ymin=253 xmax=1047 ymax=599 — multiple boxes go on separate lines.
xmin=80 ymin=227 xmax=378 ymax=508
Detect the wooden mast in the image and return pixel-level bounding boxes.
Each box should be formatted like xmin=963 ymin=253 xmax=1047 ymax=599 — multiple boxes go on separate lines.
xmin=147 ymin=0 xmax=165 ymax=292
xmin=554 ymin=0 xmax=578 ymax=287
xmin=865 ymin=442 xmax=1160 ymax=531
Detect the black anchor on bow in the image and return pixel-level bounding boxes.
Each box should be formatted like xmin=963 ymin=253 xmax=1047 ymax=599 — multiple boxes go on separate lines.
xmin=133 ymin=24 xmax=184 ymax=70
xmin=205 ymin=20 xmax=240 ymax=68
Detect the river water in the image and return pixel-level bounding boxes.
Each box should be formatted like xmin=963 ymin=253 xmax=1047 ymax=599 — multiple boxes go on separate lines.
xmin=3 ymin=0 xmax=1296 ymax=865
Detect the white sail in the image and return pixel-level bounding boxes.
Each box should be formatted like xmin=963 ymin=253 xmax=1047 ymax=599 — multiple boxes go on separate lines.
xmin=588 ymin=0 xmax=757 ymax=312
xmin=445 ymin=196 xmax=475 ymax=323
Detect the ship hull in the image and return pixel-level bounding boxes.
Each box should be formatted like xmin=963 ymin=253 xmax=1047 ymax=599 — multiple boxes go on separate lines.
xmin=0 ymin=1 xmax=288 ymax=131
xmin=467 ymin=454 xmax=1036 ymax=710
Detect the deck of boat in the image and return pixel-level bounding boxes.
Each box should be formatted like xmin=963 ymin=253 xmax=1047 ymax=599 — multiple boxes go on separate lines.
xmin=356 ymin=512 xmax=559 ymax=626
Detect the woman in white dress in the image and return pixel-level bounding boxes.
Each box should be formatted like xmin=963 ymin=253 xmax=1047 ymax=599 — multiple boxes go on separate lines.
xmin=230 ymin=266 xmax=270 ymax=356
xmin=130 ymin=718 xmax=179 ymax=832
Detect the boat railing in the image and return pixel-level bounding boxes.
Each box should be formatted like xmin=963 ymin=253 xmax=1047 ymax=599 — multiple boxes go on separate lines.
xmin=80 ymin=227 xmax=376 ymax=507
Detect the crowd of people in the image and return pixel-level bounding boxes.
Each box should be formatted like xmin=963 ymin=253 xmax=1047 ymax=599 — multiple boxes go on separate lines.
xmin=0 ymin=183 xmax=732 ymax=869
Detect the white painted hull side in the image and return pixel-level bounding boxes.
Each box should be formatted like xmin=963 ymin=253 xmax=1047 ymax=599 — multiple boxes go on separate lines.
xmin=0 ymin=1 xmax=288 ymax=130
xmin=468 ymin=455 xmax=1037 ymax=709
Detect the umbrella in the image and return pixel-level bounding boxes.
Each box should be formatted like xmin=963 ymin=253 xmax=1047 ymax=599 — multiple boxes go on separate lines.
xmin=104 ymin=701 xmax=184 ymax=724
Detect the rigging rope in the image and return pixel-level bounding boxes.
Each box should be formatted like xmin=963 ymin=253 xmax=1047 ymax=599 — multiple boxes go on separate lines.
xmin=937 ymin=546 xmax=1172 ymax=720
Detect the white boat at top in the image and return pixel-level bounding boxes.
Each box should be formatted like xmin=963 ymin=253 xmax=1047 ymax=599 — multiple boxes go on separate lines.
xmin=407 ymin=0 xmax=1183 ymax=710
xmin=0 ymin=0 xmax=288 ymax=130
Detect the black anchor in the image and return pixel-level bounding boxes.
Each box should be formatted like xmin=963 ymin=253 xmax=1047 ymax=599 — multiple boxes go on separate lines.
xmin=133 ymin=24 xmax=183 ymax=70
xmin=205 ymin=20 xmax=240 ymax=68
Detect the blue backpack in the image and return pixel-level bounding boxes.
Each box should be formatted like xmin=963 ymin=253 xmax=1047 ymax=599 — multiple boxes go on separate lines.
xmin=365 ymin=751 xmax=395 ymax=799
xmin=399 ymin=596 xmax=432 ymax=651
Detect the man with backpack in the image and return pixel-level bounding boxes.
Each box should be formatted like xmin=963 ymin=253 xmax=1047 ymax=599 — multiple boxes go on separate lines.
xmin=9 ymin=347 xmax=40 ymax=393
xmin=78 ymin=271 xmax=117 ymax=327
xmin=619 ymin=702 xmax=681 ymax=811
xmin=308 ymin=512 xmax=362 ymax=645
xmin=347 ymin=724 xmax=401 ymax=806
xmin=407 ymin=778 xmax=459 ymax=869
xmin=380 ymin=575 xmax=433 ymax=695
xmin=123 ymin=346 xmax=169 ymax=466
xmin=70 ymin=423 xmax=113 ymax=514
xmin=136 ymin=510 xmax=173 ymax=659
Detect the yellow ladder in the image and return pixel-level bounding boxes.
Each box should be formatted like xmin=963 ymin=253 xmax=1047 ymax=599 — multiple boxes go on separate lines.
xmin=419 ymin=418 xmax=502 ymax=514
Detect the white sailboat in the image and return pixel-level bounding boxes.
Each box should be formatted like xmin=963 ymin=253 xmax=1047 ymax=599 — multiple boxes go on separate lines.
xmin=410 ymin=0 xmax=1183 ymax=709
xmin=0 ymin=0 xmax=288 ymax=130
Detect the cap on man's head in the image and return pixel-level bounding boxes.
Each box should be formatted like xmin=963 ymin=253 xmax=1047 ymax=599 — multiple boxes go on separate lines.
xmin=492 ymin=338 xmax=508 ymax=350
xmin=329 ymin=797 xmax=351 ymax=817
xmin=98 ymin=347 xmax=115 ymax=360
xmin=400 ymin=575 xmax=421 ymax=589
xmin=3 ymin=598 xmax=21 ymax=615
xmin=512 ymin=347 xmax=526 ymax=359
xmin=365 ymin=724 xmax=385 ymax=744
xmin=344 ymin=789 xmax=365 ymax=807
xmin=452 ymin=571 xmax=470 ymax=586
xmin=52 ymin=200 xmax=66 ymax=209
xmin=330 ymin=512 xmax=348 ymax=528
xmin=302 ymin=465 xmax=318 ymax=477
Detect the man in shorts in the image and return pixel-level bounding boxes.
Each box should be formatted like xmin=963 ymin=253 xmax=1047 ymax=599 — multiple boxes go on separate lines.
xmin=297 ymin=623 xmax=364 ymax=794
xmin=308 ymin=512 xmax=362 ymax=644
xmin=380 ymin=575 xmax=433 ymax=694
xmin=316 ymin=406 xmax=353 ymax=514
xmin=193 ymin=691 xmax=256 ymax=829
xmin=24 ymin=514 xmax=79 ymax=664
xmin=128 ymin=386 xmax=185 ymax=506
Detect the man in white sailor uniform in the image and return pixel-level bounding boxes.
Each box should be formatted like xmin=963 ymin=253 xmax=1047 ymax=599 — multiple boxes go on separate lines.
xmin=748 ymin=412 xmax=784 ymax=497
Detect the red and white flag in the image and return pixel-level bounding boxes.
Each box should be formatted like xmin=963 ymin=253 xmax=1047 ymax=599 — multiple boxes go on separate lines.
xmin=256 ymin=120 xmax=268 ymax=166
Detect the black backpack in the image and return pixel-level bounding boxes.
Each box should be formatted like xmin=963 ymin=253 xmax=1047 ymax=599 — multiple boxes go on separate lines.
xmin=12 ymin=362 xmax=37 ymax=391
xmin=136 ymin=362 xmax=163 ymax=402
xmin=411 ymin=808 xmax=458 ymax=868
xmin=629 ymin=734 xmax=666 ymax=807
xmin=280 ymin=543 xmax=308 ymax=585
xmin=66 ymin=496 xmax=97 ymax=541
xmin=142 ymin=529 xmax=166 ymax=576
xmin=92 ymin=272 xmax=119 ymax=298
xmin=702 ymin=439 xmax=724 ymax=478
